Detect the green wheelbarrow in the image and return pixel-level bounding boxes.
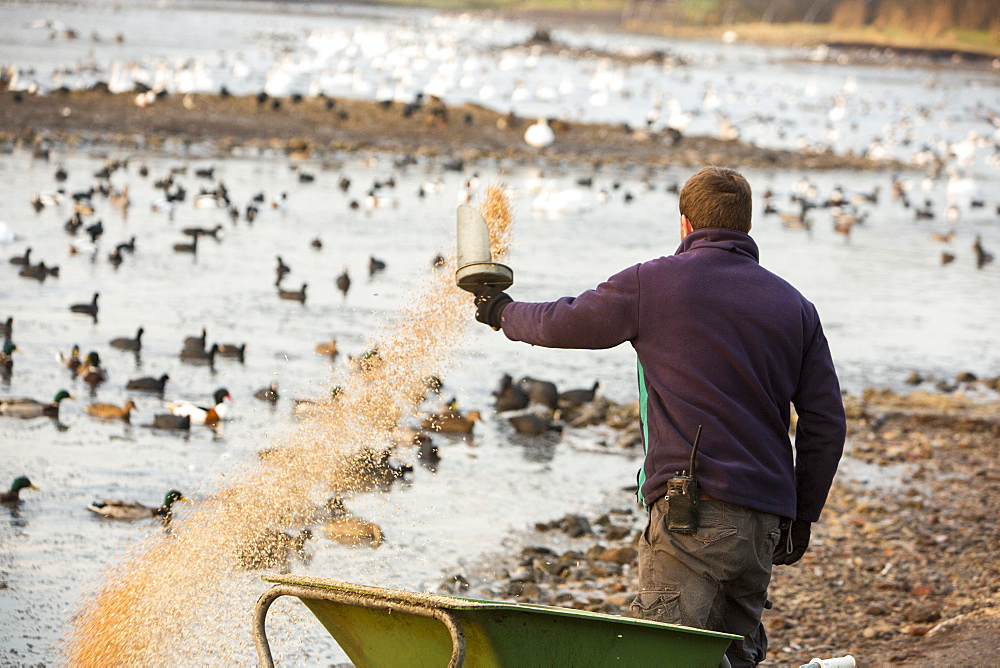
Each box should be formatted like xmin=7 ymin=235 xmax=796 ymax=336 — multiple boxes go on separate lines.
xmin=253 ymin=575 xmax=738 ymax=667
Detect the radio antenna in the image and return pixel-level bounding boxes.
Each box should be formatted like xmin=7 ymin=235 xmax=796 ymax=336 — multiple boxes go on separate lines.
xmin=688 ymin=425 xmax=702 ymax=475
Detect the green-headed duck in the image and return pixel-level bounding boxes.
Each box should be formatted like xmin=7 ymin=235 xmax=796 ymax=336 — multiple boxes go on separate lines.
xmin=1 ymin=475 xmax=37 ymax=503
xmin=88 ymin=489 xmax=190 ymax=522
xmin=0 ymin=389 xmax=73 ymax=419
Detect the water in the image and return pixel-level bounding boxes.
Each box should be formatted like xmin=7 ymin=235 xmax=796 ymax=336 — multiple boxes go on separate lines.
xmin=1 ymin=1 xmax=999 ymax=665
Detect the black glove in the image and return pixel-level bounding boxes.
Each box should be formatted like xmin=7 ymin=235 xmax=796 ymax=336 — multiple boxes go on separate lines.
xmin=772 ymin=519 xmax=811 ymax=565
xmin=473 ymin=287 xmax=513 ymax=330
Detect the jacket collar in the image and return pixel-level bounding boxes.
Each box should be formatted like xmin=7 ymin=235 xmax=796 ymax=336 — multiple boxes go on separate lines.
xmin=675 ymin=227 xmax=759 ymax=262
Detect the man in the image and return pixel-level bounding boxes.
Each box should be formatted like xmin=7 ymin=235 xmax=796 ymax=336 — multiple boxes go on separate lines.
xmin=472 ymin=167 xmax=847 ymax=667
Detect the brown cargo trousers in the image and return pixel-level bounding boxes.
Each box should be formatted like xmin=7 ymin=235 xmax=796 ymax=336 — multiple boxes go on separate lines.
xmin=631 ymin=497 xmax=782 ymax=668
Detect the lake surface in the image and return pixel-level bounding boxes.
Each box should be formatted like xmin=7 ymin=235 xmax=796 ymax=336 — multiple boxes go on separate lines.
xmin=1 ymin=1 xmax=999 ymax=664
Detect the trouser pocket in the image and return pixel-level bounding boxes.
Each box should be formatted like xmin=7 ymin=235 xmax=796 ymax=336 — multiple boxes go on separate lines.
xmin=630 ymin=588 xmax=682 ymax=624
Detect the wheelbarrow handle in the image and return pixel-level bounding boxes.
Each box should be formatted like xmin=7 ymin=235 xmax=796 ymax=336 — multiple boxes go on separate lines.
xmin=253 ymin=583 xmax=467 ymax=667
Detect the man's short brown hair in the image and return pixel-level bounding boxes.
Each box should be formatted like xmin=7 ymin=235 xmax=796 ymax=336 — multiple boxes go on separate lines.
xmin=678 ymin=167 xmax=752 ymax=232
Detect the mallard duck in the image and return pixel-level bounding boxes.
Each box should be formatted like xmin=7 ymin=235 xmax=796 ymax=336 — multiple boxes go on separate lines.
xmin=0 ymin=389 xmax=73 ymax=419
xmin=87 ymin=489 xmax=190 ymax=521
xmin=0 ymin=341 xmax=16 ymax=369
xmin=323 ymin=497 xmax=384 ymax=548
xmin=85 ymin=399 xmax=137 ymax=423
xmin=0 ymin=315 xmax=12 ymax=341
xmin=109 ymin=326 xmax=144 ymax=351
xmin=1 ymin=475 xmax=37 ymax=503
xmin=77 ymin=352 xmax=107 ymax=388
xmin=58 ymin=344 xmax=81 ymax=373
xmin=164 ymin=387 xmax=231 ymax=425
xmin=69 ymin=292 xmax=100 ymax=319
xmin=234 ymin=527 xmax=312 ymax=571
xmin=126 ymin=373 xmax=169 ymax=394
xmin=422 ymin=408 xmax=481 ymax=435
xmin=314 ymin=339 xmax=338 ymax=358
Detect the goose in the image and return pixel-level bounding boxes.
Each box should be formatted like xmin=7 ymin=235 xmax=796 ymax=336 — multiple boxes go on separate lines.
xmin=88 ymin=489 xmax=190 ymax=522
xmin=1 ymin=476 xmax=37 ymax=503
xmin=524 ymin=117 xmax=555 ymax=148
xmin=69 ymin=292 xmax=99 ymax=319
xmin=85 ymin=399 xmax=137 ymax=423
xmin=109 ymin=326 xmax=144 ymax=351
xmin=164 ymin=387 xmax=231 ymax=426
xmin=278 ymin=283 xmax=307 ymax=303
xmin=126 ymin=373 xmax=170 ymax=394
xmin=0 ymin=389 xmax=73 ymax=419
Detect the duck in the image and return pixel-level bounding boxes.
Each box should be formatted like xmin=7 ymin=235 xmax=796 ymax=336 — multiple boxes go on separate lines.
xmin=494 ymin=373 xmax=530 ymax=412
xmin=85 ymin=399 xmax=137 ymax=423
xmin=558 ymin=381 xmax=601 ymax=410
xmin=109 ymin=326 xmax=144 ymax=351
xmin=322 ymin=497 xmax=384 ymax=548
xmin=1 ymin=475 xmax=38 ymax=503
xmin=87 ymin=489 xmax=190 ymax=522
xmin=182 ymin=327 xmax=207 ymax=351
xmin=421 ymin=407 xmax=481 ymax=435
xmin=164 ymin=387 xmax=231 ymax=426
xmin=508 ymin=412 xmax=563 ymax=436
xmin=275 ymin=256 xmax=291 ymax=285
xmin=518 ymin=376 xmax=560 ymax=412
xmin=58 ymin=344 xmax=82 ymax=373
xmin=346 ymin=447 xmax=413 ymax=491
xmin=314 ymin=339 xmax=338 ymax=359
xmin=8 ymin=247 xmax=31 ymax=266
xmin=234 ymin=527 xmax=313 ymax=571
xmin=172 ymin=236 xmax=198 ymax=254
xmin=152 ymin=413 xmax=191 ymax=430
xmin=179 ymin=343 xmax=219 ymax=365
xmin=216 ymin=343 xmax=246 ymax=362
xmin=0 ymin=341 xmax=16 ymax=370
xmin=0 ymin=389 xmax=72 ymax=419
xmin=69 ymin=292 xmax=100 ymax=320
xmin=974 ymin=235 xmax=994 ymax=269
xmin=368 ymin=255 xmax=387 ymax=277
xmin=254 ymin=381 xmax=279 ymax=404
xmin=126 ymin=373 xmax=170 ymax=394
xmin=335 ymin=268 xmax=351 ymax=296
xmin=0 ymin=316 xmax=12 ymax=342
xmin=278 ymin=283 xmax=307 ymax=304
xmin=77 ymin=352 xmax=107 ymax=388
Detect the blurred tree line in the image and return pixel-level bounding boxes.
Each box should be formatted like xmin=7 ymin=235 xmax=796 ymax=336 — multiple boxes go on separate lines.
xmin=621 ymin=0 xmax=998 ymax=33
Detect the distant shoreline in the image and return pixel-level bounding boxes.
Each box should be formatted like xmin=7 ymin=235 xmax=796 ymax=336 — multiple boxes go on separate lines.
xmin=0 ymin=88 xmax=895 ymax=172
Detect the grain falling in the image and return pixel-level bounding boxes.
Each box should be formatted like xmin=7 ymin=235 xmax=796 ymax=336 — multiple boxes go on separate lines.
xmin=62 ymin=186 xmax=515 ymax=665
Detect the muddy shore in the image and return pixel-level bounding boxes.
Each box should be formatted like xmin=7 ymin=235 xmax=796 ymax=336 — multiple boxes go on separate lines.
xmin=0 ymin=87 xmax=892 ymax=173
xmin=440 ymin=386 xmax=1000 ymax=667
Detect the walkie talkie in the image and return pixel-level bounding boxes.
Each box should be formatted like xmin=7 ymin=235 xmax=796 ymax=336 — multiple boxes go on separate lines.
xmin=666 ymin=425 xmax=702 ymax=534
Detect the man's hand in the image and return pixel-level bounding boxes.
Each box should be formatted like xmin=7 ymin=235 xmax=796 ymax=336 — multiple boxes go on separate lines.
xmin=772 ymin=519 xmax=811 ymax=565
xmin=473 ymin=287 xmax=512 ymax=330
